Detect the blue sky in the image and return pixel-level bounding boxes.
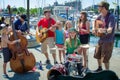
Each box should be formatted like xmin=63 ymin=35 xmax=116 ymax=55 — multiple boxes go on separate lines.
xmin=0 ymin=0 xmax=119 ymax=9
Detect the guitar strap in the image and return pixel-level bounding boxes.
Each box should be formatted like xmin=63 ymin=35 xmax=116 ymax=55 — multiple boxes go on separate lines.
xmin=48 ymin=18 xmax=52 ymax=28
xmin=38 ymin=18 xmax=51 ymax=29
xmin=45 ymin=18 xmax=52 ymax=38
xmin=105 ymin=12 xmax=110 ymax=28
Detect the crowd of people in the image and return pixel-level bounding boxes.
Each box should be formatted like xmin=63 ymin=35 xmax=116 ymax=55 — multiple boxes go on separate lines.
xmin=0 ymin=1 xmax=116 ymax=78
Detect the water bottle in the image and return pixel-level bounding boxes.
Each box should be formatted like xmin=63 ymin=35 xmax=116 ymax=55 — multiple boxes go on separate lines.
xmin=39 ymin=61 xmax=43 ymax=70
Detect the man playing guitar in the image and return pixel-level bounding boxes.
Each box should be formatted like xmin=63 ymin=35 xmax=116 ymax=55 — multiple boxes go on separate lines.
xmin=92 ymin=1 xmax=116 ymax=72
xmin=36 ymin=9 xmax=57 ymax=64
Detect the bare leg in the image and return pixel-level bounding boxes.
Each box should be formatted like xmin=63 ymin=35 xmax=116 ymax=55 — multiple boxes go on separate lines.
xmin=104 ymin=62 xmax=109 ymax=70
xmin=3 ymin=63 xmax=7 ymax=74
xmin=62 ymin=50 xmax=65 ymax=62
xmin=52 ymin=53 xmax=56 ymax=62
xmin=78 ymin=48 xmax=82 ymax=55
xmin=97 ymin=59 xmax=102 ymax=67
xmin=83 ymin=48 xmax=87 ymax=68
xmin=44 ymin=52 xmax=49 ymax=60
xmin=59 ymin=50 xmax=62 ymax=63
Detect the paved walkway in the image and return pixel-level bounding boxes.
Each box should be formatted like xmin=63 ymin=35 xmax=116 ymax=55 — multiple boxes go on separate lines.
xmin=0 ymin=46 xmax=120 ymax=80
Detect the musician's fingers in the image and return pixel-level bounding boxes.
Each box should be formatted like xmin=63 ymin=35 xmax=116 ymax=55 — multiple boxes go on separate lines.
xmin=92 ymin=29 xmax=96 ymax=34
xmin=38 ymin=33 xmax=42 ymax=37
xmin=107 ymin=27 xmax=112 ymax=33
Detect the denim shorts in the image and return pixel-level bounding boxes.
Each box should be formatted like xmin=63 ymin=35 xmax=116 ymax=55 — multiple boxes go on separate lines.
xmin=2 ymin=47 xmax=12 ymax=63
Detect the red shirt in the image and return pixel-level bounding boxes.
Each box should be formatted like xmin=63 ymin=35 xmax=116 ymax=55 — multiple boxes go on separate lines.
xmin=79 ymin=24 xmax=88 ymax=35
xmin=37 ymin=18 xmax=56 ymax=37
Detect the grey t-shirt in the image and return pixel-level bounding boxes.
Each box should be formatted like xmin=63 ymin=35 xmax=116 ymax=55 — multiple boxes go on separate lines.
xmin=96 ymin=12 xmax=116 ymax=43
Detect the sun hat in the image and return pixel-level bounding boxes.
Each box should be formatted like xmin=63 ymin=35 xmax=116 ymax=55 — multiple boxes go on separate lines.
xmin=68 ymin=27 xmax=77 ymax=33
xmin=43 ymin=9 xmax=51 ymax=14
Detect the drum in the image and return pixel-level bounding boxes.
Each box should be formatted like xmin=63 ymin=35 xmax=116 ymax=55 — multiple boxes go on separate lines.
xmin=66 ymin=53 xmax=83 ymax=63
xmin=47 ymin=64 xmax=67 ymax=80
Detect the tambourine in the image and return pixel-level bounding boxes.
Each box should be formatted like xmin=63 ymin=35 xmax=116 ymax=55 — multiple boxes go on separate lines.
xmin=66 ymin=53 xmax=83 ymax=63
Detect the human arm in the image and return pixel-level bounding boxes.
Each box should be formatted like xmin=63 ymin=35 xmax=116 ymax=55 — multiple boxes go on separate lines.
xmin=106 ymin=15 xmax=116 ymax=34
xmin=81 ymin=21 xmax=90 ymax=33
xmin=64 ymin=39 xmax=68 ymax=50
xmin=4 ymin=36 xmax=21 ymax=44
xmin=98 ymin=15 xmax=116 ymax=34
xmin=63 ymin=31 xmax=66 ymax=42
xmin=49 ymin=25 xmax=56 ymax=32
xmin=74 ymin=39 xmax=81 ymax=53
xmin=49 ymin=18 xmax=56 ymax=32
xmin=36 ymin=19 xmax=43 ymax=37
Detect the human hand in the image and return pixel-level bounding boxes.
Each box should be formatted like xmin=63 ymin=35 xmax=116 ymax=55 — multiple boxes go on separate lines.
xmin=92 ymin=29 xmax=96 ymax=34
xmin=17 ymin=39 xmax=21 ymax=42
xmin=49 ymin=26 xmax=56 ymax=31
xmin=38 ymin=33 xmax=42 ymax=37
xmin=63 ymin=46 xmax=67 ymax=50
xmin=98 ymin=28 xmax=106 ymax=33
xmin=107 ymin=27 xmax=112 ymax=33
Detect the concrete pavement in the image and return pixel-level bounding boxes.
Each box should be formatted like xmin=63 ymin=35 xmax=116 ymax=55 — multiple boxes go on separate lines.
xmin=0 ymin=46 xmax=120 ymax=80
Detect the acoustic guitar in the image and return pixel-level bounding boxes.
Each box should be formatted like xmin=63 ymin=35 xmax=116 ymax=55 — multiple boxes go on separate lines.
xmin=93 ymin=20 xmax=106 ymax=37
xmin=36 ymin=27 xmax=50 ymax=43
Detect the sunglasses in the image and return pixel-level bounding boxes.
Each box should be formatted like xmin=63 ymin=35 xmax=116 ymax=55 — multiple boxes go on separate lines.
xmin=98 ymin=5 xmax=103 ymax=7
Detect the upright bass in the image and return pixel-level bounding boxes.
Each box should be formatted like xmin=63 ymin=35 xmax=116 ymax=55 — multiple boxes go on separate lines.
xmin=7 ymin=5 xmax=36 ymax=73
xmin=8 ymin=24 xmax=36 ymax=73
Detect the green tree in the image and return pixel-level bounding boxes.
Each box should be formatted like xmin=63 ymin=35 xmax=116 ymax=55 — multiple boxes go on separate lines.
xmin=18 ymin=7 xmax=26 ymax=14
xmin=30 ymin=8 xmax=37 ymax=16
xmin=11 ymin=7 xmax=18 ymax=14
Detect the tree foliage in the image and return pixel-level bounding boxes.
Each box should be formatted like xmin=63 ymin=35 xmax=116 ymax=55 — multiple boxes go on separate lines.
xmin=30 ymin=8 xmax=37 ymax=16
xmin=18 ymin=7 xmax=26 ymax=14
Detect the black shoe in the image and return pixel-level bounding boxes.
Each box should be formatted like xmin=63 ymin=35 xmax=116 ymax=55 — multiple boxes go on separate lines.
xmin=60 ymin=62 xmax=63 ymax=64
xmin=45 ymin=60 xmax=51 ymax=64
xmin=54 ymin=61 xmax=58 ymax=65
xmin=94 ymin=68 xmax=103 ymax=72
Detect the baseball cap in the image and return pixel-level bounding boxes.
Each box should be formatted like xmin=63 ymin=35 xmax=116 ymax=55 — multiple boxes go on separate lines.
xmin=68 ymin=28 xmax=77 ymax=33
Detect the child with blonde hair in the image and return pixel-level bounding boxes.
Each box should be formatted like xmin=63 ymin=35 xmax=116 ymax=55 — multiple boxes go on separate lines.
xmin=64 ymin=21 xmax=72 ymax=39
xmin=55 ymin=21 xmax=65 ymax=64
xmin=64 ymin=27 xmax=83 ymax=75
